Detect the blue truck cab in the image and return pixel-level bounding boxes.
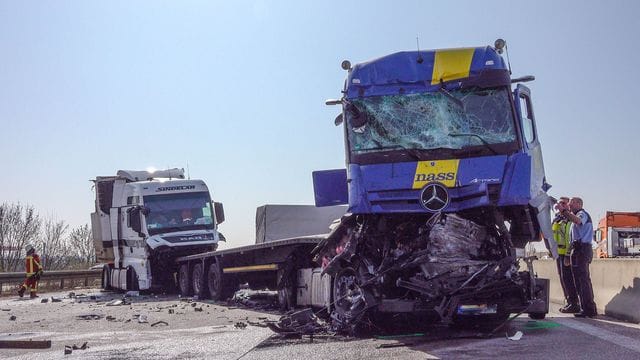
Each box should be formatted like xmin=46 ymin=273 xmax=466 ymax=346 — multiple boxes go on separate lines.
xmin=314 ymin=42 xmax=553 ymax=330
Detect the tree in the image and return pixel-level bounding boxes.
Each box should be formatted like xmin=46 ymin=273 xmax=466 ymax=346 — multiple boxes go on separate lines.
xmin=0 ymin=203 xmax=41 ymax=272
xmin=41 ymin=218 xmax=70 ymax=270
xmin=68 ymin=224 xmax=95 ymax=267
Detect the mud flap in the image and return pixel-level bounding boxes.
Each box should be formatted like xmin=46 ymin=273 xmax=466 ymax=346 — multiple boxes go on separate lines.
xmin=527 ymin=277 xmax=549 ymax=314
xmin=529 ymin=193 xmax=558 ymax=259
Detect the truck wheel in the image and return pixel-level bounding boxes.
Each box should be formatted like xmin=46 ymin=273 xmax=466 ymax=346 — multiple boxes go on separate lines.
xmin=207 ymin=262 xmax=237 ymax=301
xmin=102 ymin=265 xmax=112 ymax=290
xmin=192 ymin=263 xmax=206 ymax=299
xmin=179 ymin=264 xmax=192 ymax=296
xmin=528 ymin=312 xmax=546 ymax=320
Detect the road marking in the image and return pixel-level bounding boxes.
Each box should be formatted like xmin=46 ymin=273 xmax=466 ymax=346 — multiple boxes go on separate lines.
xmin=555 ymin=318 xmax=640 ymax=353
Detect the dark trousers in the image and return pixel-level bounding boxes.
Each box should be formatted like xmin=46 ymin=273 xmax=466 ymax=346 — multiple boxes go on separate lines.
xmin=571 ymin=243 xmax=597 ymax=314
xmin=556 ymin=255 xmax=579 ymax=305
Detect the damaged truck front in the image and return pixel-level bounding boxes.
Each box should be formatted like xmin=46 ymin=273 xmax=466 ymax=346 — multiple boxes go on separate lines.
xmin=314 ymin=41 xmax=555 ymax=331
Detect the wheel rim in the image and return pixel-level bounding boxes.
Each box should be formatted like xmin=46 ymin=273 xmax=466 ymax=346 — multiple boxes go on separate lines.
xmin=193 ymin=265 xmax=203 ymax=295
xmin=179 ymin=266 xmax=190 ymax=295
xmin=102 ymin=268 xmax=109 ymax=288
xmin=207 ymin=266 xmax=220 ymax=299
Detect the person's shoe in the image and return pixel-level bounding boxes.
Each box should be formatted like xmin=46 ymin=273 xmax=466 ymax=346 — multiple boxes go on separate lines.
xmin=559 ymin=304 xmax=581 ymax=313
xmin=29 ymin=292 xmax=39 ymax=299
xmin=574 ymin=311 xmax=597 ymax=318
xmin=17 ymin=287 xmax=25 ymax=298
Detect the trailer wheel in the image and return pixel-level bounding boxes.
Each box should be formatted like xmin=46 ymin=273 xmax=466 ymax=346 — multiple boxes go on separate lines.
xmin=178 ymin=264 xmax=192 ymax=296
xmin=102 ymin=265 xmax=112 ymax=291
xmin=207 ymin=262 xmax=237 ymax=301
xmin=192 ymin=263 xmax=206 ymax=299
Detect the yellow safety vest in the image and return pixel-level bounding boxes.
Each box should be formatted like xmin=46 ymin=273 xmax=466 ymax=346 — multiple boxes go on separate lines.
xmin=552 ymin=219 xmax=572 ymax=255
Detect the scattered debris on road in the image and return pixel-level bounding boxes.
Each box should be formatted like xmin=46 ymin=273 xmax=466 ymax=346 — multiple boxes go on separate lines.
xmin=151 ymin=320 xmax=169 ymax=327
xmin=76 ymin=314 xmax=103 ymax=320
xmin=0 ymin=340 xmax=52 ymax=349
xmin=234 ymin=321 xmax=247 ymax=329
xmin=266 ymin=308 xmax=328 ymax=335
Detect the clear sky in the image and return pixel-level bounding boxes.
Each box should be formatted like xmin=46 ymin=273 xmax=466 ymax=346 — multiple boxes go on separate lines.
xmin=1 ymin=1 xmax=639 ymax=248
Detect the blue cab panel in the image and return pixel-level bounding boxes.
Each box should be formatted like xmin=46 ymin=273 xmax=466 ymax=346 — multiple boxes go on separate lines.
xmin=313 ymin=169 xmax=348 ymax=207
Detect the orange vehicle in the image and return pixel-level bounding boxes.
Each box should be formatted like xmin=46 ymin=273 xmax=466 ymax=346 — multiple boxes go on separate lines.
xmin=595 ymin=212 xmax=640 ymax=258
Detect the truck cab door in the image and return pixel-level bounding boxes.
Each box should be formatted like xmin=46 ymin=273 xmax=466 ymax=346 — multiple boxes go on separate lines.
xmin=514 ymin=84 xmax=556 ymax=257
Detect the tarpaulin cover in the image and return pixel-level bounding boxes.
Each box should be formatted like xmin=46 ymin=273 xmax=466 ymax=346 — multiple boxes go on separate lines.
xmin=255 ymin=205 xmax=347 ymax=244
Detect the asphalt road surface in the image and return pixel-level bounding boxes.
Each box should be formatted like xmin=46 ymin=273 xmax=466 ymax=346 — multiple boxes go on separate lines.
xmin=1 ymin=289 xmax=640 ymax=359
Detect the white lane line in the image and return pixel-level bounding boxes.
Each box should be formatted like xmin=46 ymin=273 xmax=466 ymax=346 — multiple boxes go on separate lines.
xmin=555 ymin=318 xmax=640 ymax=353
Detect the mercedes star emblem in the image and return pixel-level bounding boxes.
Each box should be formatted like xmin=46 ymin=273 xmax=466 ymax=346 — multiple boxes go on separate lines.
xmin=420 ymin=183 xmax=450 ymax=212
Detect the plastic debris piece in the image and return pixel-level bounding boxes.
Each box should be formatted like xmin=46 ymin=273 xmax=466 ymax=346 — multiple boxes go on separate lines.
xmin=72 ymin=342 xmax=88 ymax=350
xmin=125 ymin=291 xmax=139 ymax=297
xmin=151 ymin=321 xmax=169 ymax=327
xmin=9 ymin=315 xmax=16 ymax=321
xmin=234 ymin=322 xmax=247 ymax=329
xmin=51 ymin=297 xmax=62 ymax=303
xmin=138 ymin=314 xmax=148 ymax=323
xmin=40 ymin=298 xmax=49 ymax=303
xmin=194 ymin=307 xmax=203 ymax=312
xmin=507 ymin=331 xmax=523 ymax=341
xmin=106 ymin=300 xmax=123 ymax=306
xmin=64 ymin=345 xmax=72 ymax=355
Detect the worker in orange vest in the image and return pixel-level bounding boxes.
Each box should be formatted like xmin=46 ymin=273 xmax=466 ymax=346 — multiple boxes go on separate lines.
xmin=17 ymin=244 xmax=43 ymax=299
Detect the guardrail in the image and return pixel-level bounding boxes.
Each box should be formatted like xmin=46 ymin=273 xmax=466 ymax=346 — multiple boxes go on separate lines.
xmin=0 ymin=269 xmax=101 ymax=296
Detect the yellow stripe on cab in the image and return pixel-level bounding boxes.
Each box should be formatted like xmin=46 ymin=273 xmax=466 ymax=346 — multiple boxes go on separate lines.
xmin=431 ymin=48 xmax=475 ymax=85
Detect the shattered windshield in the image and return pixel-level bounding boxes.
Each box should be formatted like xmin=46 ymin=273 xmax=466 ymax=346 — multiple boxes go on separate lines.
xmin=143 ymin=191 xmax=214 ymax=235
xmin=346 ymin=87 xmax=517 ymax=159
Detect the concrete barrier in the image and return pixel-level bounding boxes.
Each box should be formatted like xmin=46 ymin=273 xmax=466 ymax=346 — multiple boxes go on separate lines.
xmin=534 ymin=259 xmax=640 ymax=323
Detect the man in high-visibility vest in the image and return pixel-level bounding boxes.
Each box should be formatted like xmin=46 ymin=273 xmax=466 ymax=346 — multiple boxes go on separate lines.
xmin=553 ymin=197 xmax=580 ymax=313
xmin=17 ymin=244 xmax=43 ymax=299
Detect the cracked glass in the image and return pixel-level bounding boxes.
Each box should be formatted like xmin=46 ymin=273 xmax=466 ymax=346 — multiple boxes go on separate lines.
xmin=347 ymin=87 xmax=516 ymax=154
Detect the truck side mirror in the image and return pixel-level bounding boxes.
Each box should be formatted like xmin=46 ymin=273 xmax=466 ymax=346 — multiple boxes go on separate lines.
xmin=127 ymin=206 xmax=144 ymax=236
xmin=214 ymin=202 xmax=225 ymax=225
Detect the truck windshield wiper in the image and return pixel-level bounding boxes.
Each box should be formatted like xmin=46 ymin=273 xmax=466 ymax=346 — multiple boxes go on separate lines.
xmin=448 ymin=133 xmax=499 ymax=155
xmin=438 ymin=86 xmax=464 ymax=109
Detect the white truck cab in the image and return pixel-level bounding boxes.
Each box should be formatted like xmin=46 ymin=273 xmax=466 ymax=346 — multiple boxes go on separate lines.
xmin=91 ymin=168 xmax=224 ymax=291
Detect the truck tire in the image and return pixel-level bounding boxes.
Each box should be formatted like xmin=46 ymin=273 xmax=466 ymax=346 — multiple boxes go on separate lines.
xmin=192 ymin=263 xmax=206 ymax=299
xmin=102 ymin=265 xmax=112 ymax=290
xmin=207 ymin=262 xmax=236 ymax=301
xmin=179 ymin=264 xmax=192 ymax=296
xmin=126 ymin=266 xmax=139 ymax=291
xmin=528 ymin=312 xmax=546 ymax=320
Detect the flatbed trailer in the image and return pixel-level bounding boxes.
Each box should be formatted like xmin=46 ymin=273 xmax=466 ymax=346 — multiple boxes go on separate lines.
xmin=174 ymin=236 xmax=331 ymax=309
